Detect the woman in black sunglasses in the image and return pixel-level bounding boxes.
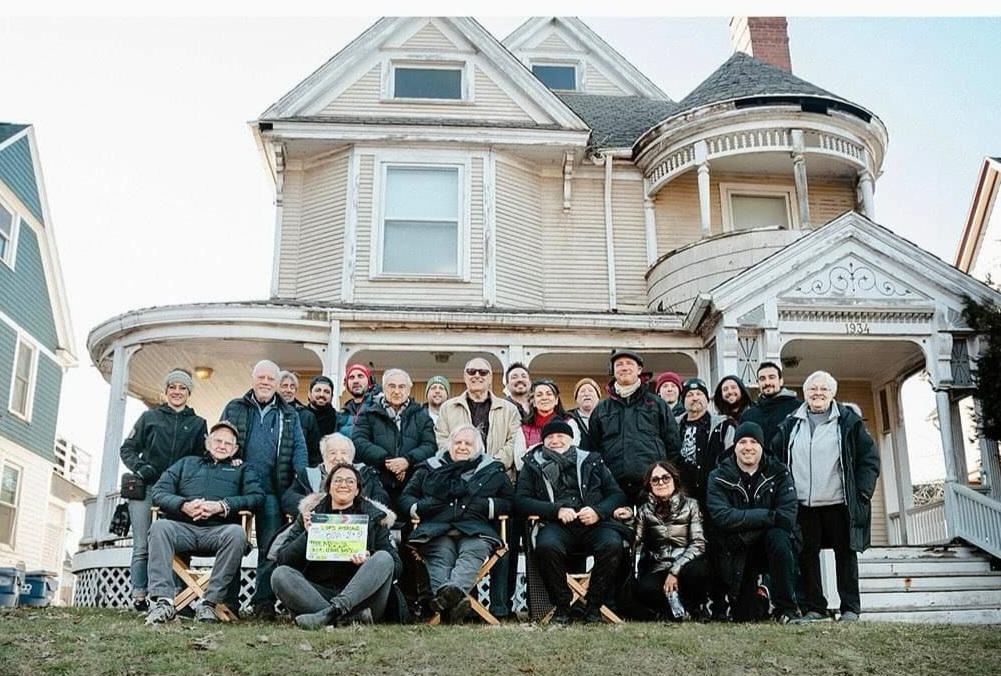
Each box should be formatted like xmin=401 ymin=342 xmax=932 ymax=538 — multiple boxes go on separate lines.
xmin=632 ymin=460 xmax=709 ymax=621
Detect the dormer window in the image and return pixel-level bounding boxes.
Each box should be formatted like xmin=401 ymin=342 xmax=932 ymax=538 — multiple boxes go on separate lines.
xmin=390 ymin=63 xmax=464 ymax=101
xmin=531 ymin=63 xmax=578 ymax=91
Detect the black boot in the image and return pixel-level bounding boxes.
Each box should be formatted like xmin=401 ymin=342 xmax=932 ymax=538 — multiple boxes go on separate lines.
xmin=295 ymin=603 xmax=344 ymax=630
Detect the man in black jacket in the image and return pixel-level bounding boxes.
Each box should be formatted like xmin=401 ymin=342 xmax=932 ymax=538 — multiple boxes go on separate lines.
xmin=306 ymin=375 xmax=339 ymax=440
xmin=145 ymin=421 xmax=264 ymax=625
xmin=706 ymin=422 xmax=802 ymax=624
xmin=279 ymin=370 xmax=322 ymax=466
xmin=585 ymin=349 xmax=680 ymax=503
xmin=119 ymin=368 xmax=208 ymax=612
xmin=517 ymin=420 xmax=629 ymax=624
xmin=740 ymin=362 xmax=801 ymax=448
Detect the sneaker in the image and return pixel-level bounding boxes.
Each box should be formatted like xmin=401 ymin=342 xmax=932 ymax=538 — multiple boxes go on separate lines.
xmin=133 ymin=598 xmax=150 ymax=613
xmin=582 ymin=604 xmax=604 ymax=625
xmin=775 ymin=611 xmax=805 ymax=625
xmin=839 ymin=611 xmax=860 ymax=622
xmin=195 ymin=602 xmax=219 ymax=623
xmin=802 ymin=610 xmax=830 ymax=622
xmin=252 ymin=601 xmax=277 ymax=622
xmin=295 ymin=603 xmax=344 ymax=630
xmin=549 ymin=607 xmax=572 ymax=626
xmin=145 ymin=599 xmax=177 ymax=625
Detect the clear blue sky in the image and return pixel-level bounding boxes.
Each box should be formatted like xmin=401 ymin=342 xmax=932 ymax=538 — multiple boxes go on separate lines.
xmin=1 ymin=15 xmax=998 ymax=483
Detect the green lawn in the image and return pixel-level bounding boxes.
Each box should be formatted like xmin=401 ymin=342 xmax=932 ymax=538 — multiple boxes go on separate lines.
xmin=0 ymin=608 xmax=998 ymax=675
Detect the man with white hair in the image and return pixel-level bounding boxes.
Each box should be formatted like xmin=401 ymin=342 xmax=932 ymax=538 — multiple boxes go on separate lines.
xmin=279 ymin=370 xmax=322 ymax=466
xmin=771 ymin=370 xmax=880 ymax=622
xmin=221 ymin=359 xmax=308 ymax=619
xmin=352 ymin=368 xmax=436 ymax=506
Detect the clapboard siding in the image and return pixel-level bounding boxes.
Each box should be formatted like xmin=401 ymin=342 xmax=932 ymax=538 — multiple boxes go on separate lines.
xmin=296 ymin=155 xmax=349 ymax=301
xmin=276 ymin=170 xmax=302 ymax=298
xmin=809 ymin=177 xmax=856 ymax=225
xmin=540 ymin=175 xmax=609 ymax=310
xmin=352 ymin=155 xmax=484 ymax=307
xmin=586 ymin=64 xmax=626 ymax=96
xmin=0 ymin=225 xmax=58 ymax=351
xmin=611 ymin=176 xmax=648 ymax=310
xmin=400 ymin=21 xmax=459 ymax=50
xmin=0 ymin=323 xmax=61 ymax=461
xmin=321 ymin=64 xmax=534 ymax=123
xmin=0 ymin=136 xmax=43 ymax=224
xmin=495 ymin=159 xmax=543 ymax=309
xmin=653 ymin=172 xmax=704 ymax=258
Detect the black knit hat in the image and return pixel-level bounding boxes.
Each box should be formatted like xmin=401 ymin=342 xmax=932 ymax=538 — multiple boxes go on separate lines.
xmin=541 ymin=419 xmax=574 ymax=441
xmin=733 ymin=421 xmax=764 ymax=447
xmin=681 ymin=378 xmax=709 ymax=401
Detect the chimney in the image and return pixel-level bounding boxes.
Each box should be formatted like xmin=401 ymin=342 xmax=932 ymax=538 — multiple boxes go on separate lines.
xmin=729 ymin=17 xmax=792 ymax=72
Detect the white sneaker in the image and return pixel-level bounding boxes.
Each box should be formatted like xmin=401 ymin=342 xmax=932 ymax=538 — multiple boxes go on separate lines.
xmin=145 ymin=599 xmax=177 ymax=625
xmin=195 ymin=602 xmax=220 ymax=623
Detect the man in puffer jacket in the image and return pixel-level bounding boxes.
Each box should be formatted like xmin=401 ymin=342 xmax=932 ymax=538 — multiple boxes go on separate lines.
xmin=584 ymin=349 xmax=681 ymax=503
xmin=119 ymin=368 xmax=208 ymax=612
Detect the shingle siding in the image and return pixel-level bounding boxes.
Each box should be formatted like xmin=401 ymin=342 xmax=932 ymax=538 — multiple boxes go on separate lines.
xmin=0 ymin=225 xmax=59 ymax=351
xmin=0 ymin=323 xmax=61 ymax=462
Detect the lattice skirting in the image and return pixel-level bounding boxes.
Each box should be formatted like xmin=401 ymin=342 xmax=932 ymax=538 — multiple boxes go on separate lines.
xmin=74 ymin=564 xmax=529 ymax=613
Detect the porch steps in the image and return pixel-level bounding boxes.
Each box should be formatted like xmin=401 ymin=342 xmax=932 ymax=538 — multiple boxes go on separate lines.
xmin=859 ymin=544 xmax=1001 ymax=624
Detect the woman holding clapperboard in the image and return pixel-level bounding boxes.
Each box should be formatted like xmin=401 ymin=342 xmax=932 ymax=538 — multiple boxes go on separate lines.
xmin=272 ymin=463 xmax=402 ymax=629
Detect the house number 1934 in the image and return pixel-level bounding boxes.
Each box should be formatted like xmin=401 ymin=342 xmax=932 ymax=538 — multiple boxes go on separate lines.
xmin=845 ymin=322 xmax=870 ymax=335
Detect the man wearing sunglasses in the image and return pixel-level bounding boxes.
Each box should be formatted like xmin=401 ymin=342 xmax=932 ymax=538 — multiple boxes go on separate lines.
xmin=434 ymin=356 xmax=522 ymax=618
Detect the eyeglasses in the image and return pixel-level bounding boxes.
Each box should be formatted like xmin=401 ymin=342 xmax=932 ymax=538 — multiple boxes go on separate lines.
xmin=331 ymin=477 xmax=358 ymax=486
xmin=465 ymin=368 xmax=490 ymax=377
xmin=649 ymin=475 xmax=674 ymax=486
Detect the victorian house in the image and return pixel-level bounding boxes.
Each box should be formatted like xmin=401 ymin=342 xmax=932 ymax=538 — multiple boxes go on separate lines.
xmin=76 ymin=17 xmax=1001 ymax=620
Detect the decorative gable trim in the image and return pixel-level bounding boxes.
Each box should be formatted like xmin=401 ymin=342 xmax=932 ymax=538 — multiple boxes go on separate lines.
xmin=262 ymin=17 xmax=587 ymax=131
xmin=503 ymin=17 xmax=670 ymax=100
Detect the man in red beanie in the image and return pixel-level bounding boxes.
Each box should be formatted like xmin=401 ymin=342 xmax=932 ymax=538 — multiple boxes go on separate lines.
xmin=338 ymin=363 xmax=377 ymax=438
xmin=654 ymin=371 xmax=684 ymax=416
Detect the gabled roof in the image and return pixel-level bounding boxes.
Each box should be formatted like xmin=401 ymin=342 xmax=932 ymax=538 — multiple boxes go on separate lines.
xmin=556 ymin=93 xmax=678 ymax=148
xmin=503 ymin=17 xmax=671 ymax=101
xmin=261 ymin=17 xmax=588 ymax=131
xmin=0 ymin=124 xmax=76 ymax=365
xmin=675 ymin=52 xmax=871 ymax=120
xmin=955 ymin=156 xmax=1001 ymax=274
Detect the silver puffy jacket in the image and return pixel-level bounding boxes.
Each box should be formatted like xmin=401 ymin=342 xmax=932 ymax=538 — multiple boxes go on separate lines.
xmin=634 ymin=493 xmax=706 ymax=576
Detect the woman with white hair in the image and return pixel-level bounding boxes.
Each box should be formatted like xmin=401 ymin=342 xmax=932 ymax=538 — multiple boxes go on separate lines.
xmin=353 ymin=368 xmax=437 ymax=504
xmin=398 ymin=424 xmax=514 ymax=624
xmin=281 ymin=433 xmax=390 ymax=516
xmin=771 ymin=370 xmax=880 ymax=622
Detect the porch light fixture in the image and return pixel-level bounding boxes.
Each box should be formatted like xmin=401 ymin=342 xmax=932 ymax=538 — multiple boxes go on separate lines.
xmin=432 ymin=352 xmax=452 ymax=364
xmin=194 ymin=366 xmax=214 ymax=380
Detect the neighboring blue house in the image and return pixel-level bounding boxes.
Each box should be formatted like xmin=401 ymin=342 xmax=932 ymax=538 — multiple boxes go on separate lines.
xmin=0 ymin=123 xmax=77 ymax=572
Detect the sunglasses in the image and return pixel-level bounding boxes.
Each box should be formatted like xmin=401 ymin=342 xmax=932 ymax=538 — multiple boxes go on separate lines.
xmin=465 ymin=368 xmax=491 ymax=377
xmin=650 ymin=475 xmax=674 ymax=486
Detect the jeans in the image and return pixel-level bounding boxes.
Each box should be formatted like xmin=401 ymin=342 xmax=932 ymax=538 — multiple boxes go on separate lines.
xmin=128 ymin=496 xmax=154 ymax=599
xmin=534 ymin=523 xmax=624 ymax=610
xmin=252 ymin=493 xmax=284 ymax=605
xmin=798 ymin=504 xmax=861 ymax=614
xmin=147 ymin=519 xmax=247 ymax=604
xmin=271 ymin=551 xmax=395 ymax=620
xmin=421 ymin=535 xmax=493 ymax=595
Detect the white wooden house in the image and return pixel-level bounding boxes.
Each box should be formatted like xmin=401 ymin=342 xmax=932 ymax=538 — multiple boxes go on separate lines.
xmin=75 ymin=17 xmax=1001 ymax=621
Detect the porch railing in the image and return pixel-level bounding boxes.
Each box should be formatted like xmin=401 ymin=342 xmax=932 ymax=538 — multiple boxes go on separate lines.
xmin=945 ymin=482 xmax=1001 ymax=560
xmin=80 ymin=490 xmax=127 ymax=546
xmin=887 ymin=500 xmax=949 ymax=545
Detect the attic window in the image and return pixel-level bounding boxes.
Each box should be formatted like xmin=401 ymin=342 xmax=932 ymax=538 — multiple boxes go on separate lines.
xmin=532 ymin=64 xmax=577 ymax=91
xmin=392 ymin=66 xmax=463 ymax=100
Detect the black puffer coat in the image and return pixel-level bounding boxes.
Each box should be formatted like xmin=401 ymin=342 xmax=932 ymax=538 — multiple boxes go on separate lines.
xmin=352 ymin=397 xmax=436 ymax=493
xmin=150 ymin=454 xmax=264 ymax=526
xmin=398 ymin=451 xmax=513 ymax=547
xmin=119 ymin=405 xmax=208 ymax=484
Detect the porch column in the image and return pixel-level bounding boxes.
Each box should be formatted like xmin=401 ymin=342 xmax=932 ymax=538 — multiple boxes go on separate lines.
xmin=643 ymin=194 xmax=658 ymax=267
xmin=936 ymin=389 xmax=960 ymax=483
xmin=791 ymin=130 xmax=810 ymax=228
xmin=948 ymin=399 xmax=970 ymax=483
xmin=974 ymin=399 xmax=1001 ymax=499
xmin=858 ymin=168 xmax=876 ymax=219
xmin=695 ymin=140 xmax=711 ymax=235
xmin=90 ymin=342 xmax=141 ymax=542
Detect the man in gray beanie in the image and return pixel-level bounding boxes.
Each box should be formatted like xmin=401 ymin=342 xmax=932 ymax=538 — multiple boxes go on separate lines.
xmin=119 ymin=368 xmax=208 ymax=613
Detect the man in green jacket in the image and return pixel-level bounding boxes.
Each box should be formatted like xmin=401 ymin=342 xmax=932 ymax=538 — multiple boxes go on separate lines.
xmin=119 ymin=368 xmax=208 ymax=612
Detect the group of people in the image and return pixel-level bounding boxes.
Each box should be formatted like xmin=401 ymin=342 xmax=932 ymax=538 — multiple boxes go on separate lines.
xmin=120 ymin=350 xmax=879 ymax=628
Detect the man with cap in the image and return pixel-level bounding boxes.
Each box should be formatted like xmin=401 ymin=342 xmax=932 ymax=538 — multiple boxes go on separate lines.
xmin=706 ymin=421 xmax=803 ymax=624
xmin=584 ymin=349 xmax=681 ymax=504
xmin=306 ymin=375 xmax=339 ymax=440
xmin=279 ymin=370 xmax=322 ymax=466
xmin=339 ymin=363 xmax=378 ymax=438
xmin=516 ymin=419 xmax=629 ymax=624
xmin=503 ymin=362 xmax=533 ymax=418
xmin=568 ymin=377 xmax=601 ymax=435
xmin=220 ymin=359 xmax=308 ymax=619
xmin=424 ymin=375 xmax=450 ymax=424
xmin=120 ymin=368 xmax=208 ymax=613
xmin=740 ymin=361 xmax=802 ymax=448
xmin=654 ymin=372 xmax=685 ymax=417
xmin=145 ymin=420 xmax=265 ymax=625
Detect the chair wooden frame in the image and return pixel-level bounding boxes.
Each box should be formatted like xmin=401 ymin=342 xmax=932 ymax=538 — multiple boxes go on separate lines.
xmin=526 ymin=516 xmax=625 ymax=624
xmin=409 ymin=515 xmax=509 ymax=626
xmin=150 ymin=507 xmax=253 ymax=621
